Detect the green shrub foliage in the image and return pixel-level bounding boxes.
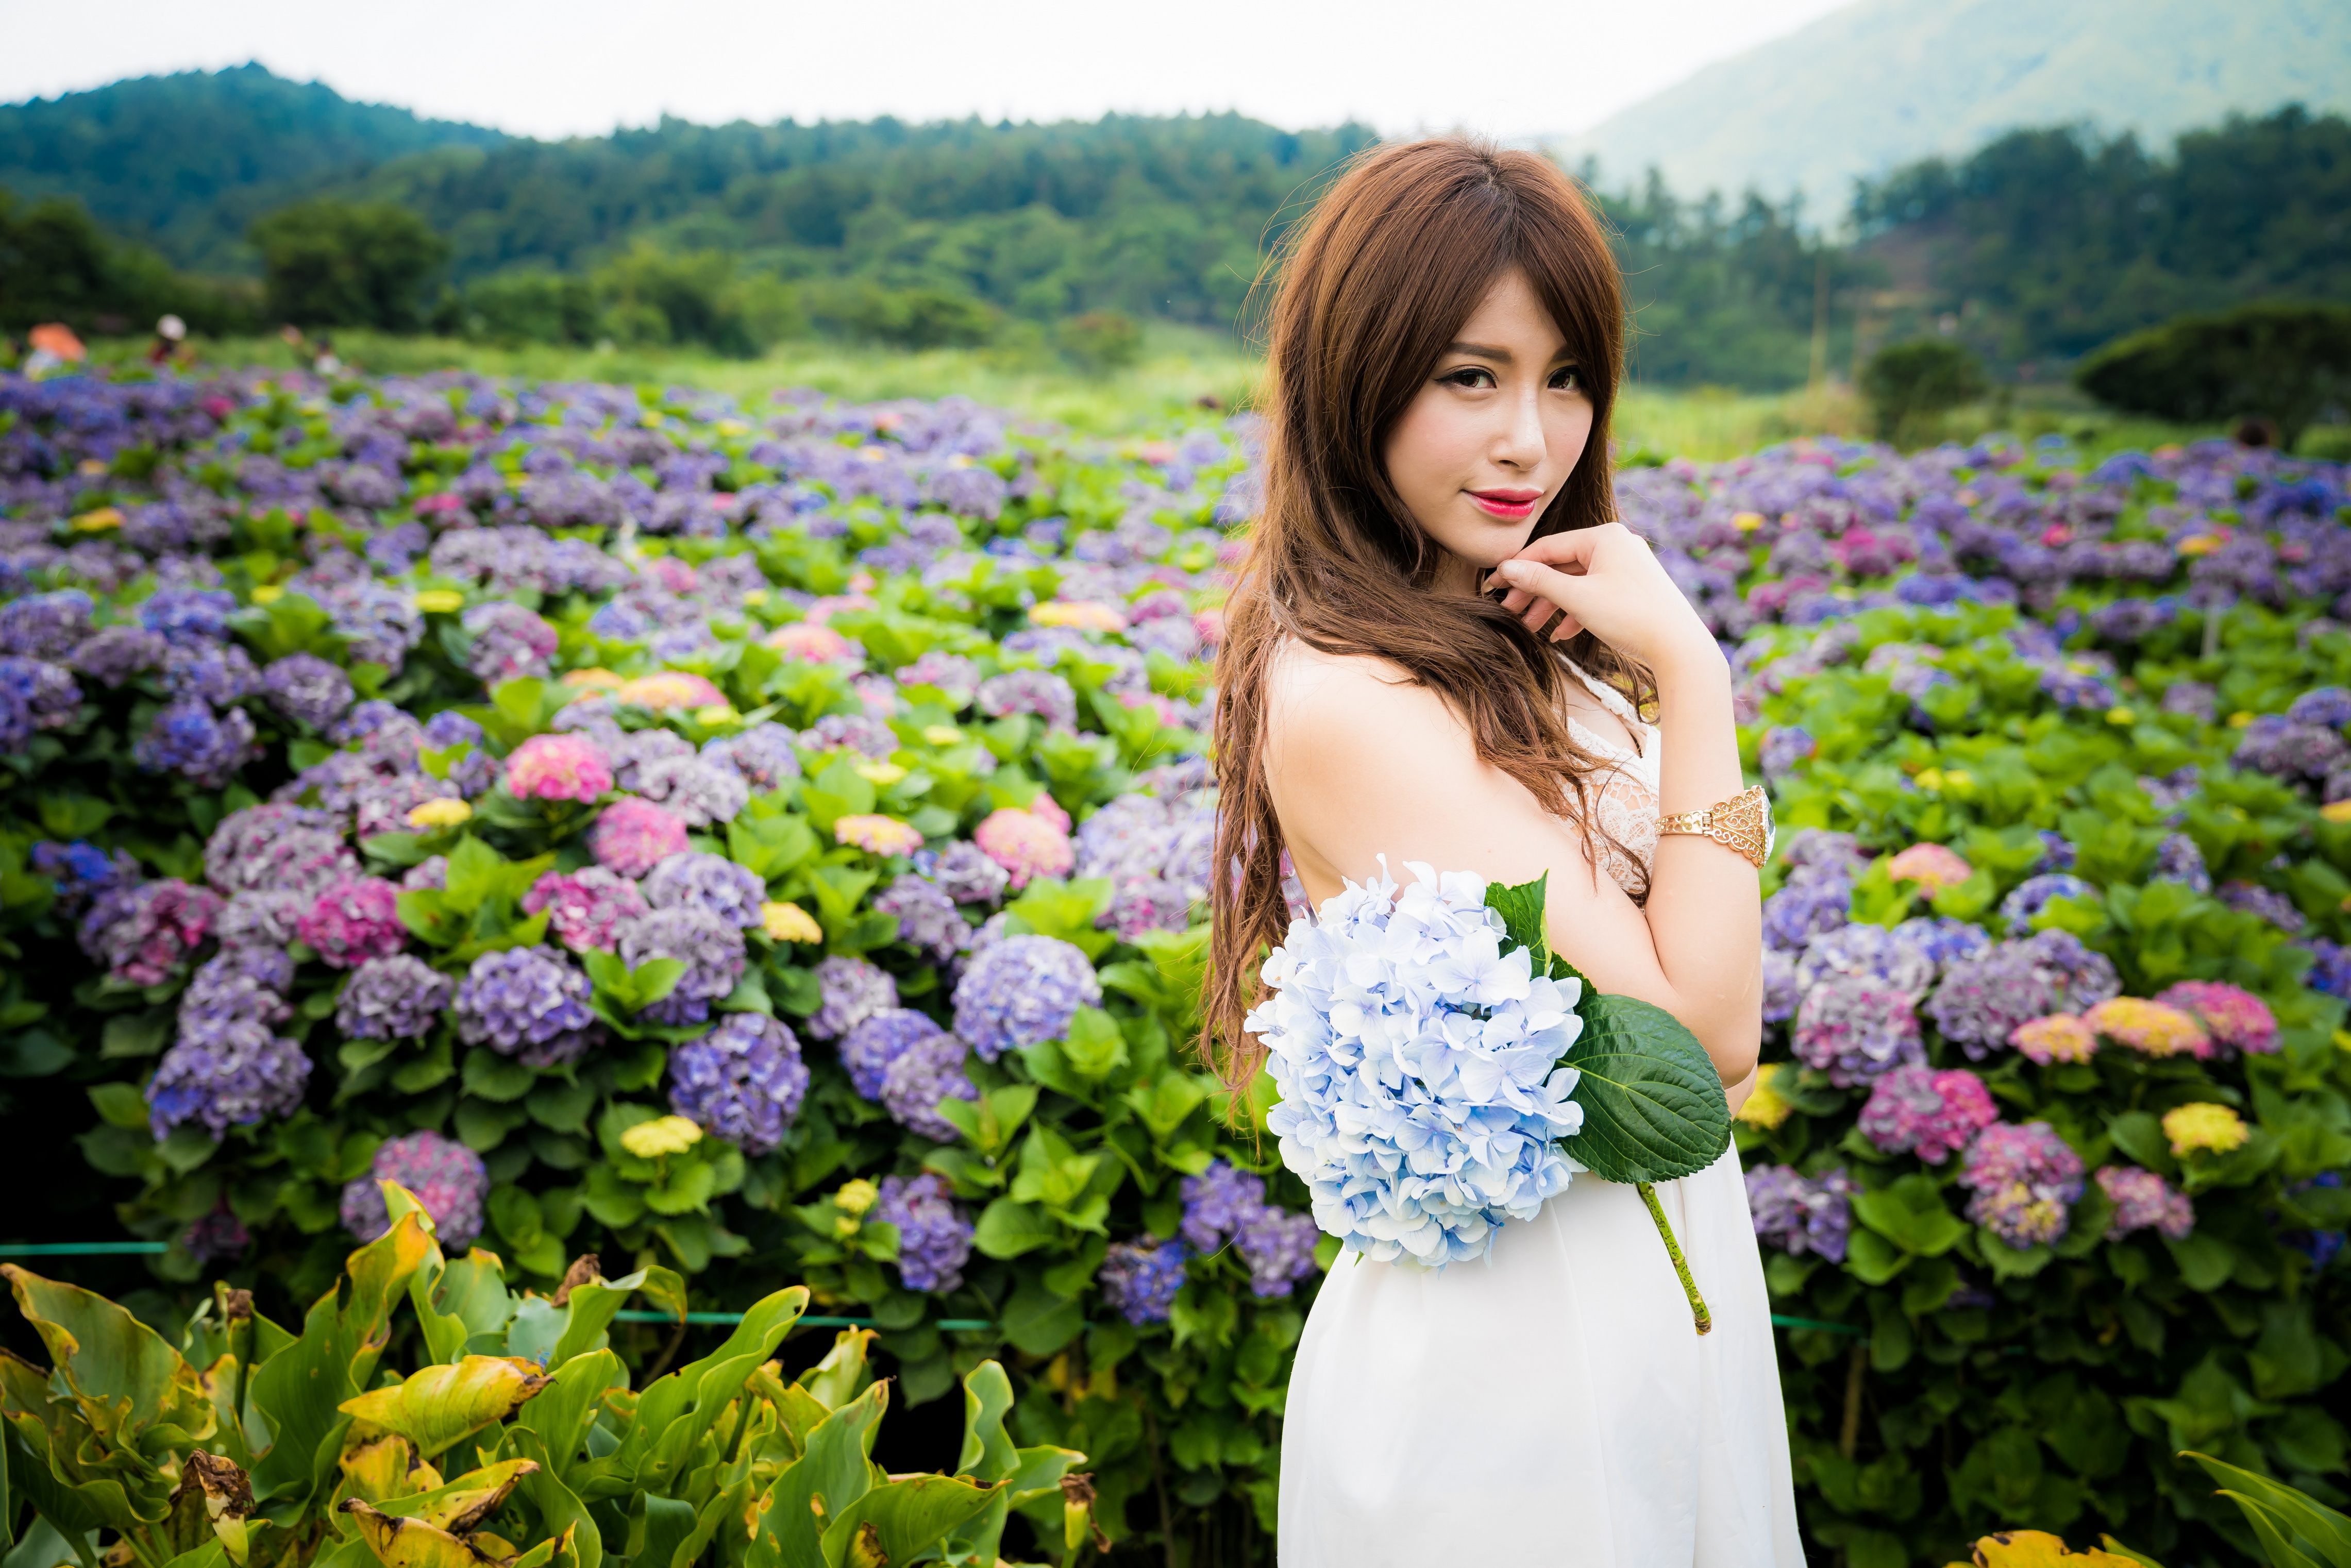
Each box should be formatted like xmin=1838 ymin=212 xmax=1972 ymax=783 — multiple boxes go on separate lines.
xmin=2077 ymin=302 xmax=2351 ymax=451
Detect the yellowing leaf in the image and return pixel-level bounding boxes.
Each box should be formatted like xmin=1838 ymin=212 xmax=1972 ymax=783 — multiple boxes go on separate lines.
xmin=1966 ymin=1530 xmax=2142 ymax=1567
xmin=409 ymin=1460 xmax=541 ymax=1536
xmin=341 ymin=1357 xmax=550 ymax=1458
xmin=340 ymin=1436 xmax=445 ymax=1504
xmin=338 ymin=1499 xmax=514 ymax=1568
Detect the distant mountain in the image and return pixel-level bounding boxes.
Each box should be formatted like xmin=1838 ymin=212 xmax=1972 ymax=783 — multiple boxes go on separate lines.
xmin=1557 ymin=0 xmax=2351 ymax=221
xmin=0 ymin=64 xmax=506 ymax=271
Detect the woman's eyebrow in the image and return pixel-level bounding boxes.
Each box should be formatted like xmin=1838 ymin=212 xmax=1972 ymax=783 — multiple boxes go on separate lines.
xmin=1445 ymin=340 xmax=1512 ymax=361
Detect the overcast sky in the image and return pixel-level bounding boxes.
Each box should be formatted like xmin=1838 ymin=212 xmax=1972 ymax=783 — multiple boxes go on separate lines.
xmin=0 ymin=0 xmax=1852 ymax=142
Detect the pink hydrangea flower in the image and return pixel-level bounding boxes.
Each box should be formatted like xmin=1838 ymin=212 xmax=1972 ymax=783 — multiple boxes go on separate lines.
xmin=297 ymin=875 xmax=408 ymax=968
xmin=974 ymin=807 xmax=1074 ymax=889
xmin=1857 ymin=1065 xmax=1998 ymax=1163
xmin=767 ymin=623 xmax=854 ymax=662
xmin=834 ymin=814 xmax=926 ymax=856
xmin=2010 ymin=1013 xmax=2098 ymax=1064
xmin=505 ymin=732 xmax=614 ymax=802
xmin=523 ymin=867 xmax=649 ymax=950
xmin=1025 ymin=791 xmax=1072 ymax=833
xmin=2152 ymin=980 xmax=2278 ymax=1055
xmin=2096 ymin=1166 xmax=2194 ymax=1241
xmin=589 ymin=797 xmax=690 ymax=878
xmin=1886 ymin=842 xmax=1972 ymax=891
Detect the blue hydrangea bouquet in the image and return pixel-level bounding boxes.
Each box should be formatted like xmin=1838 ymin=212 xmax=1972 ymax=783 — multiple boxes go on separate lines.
xmin=1249 ymin=861 xmax=1734 ymax=1331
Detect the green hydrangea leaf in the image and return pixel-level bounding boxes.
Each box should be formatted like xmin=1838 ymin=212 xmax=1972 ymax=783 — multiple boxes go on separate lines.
xmin=1558 ymin=994 xmax=1730 ymax=1184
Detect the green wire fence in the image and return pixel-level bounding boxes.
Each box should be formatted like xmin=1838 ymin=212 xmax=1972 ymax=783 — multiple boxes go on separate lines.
xmin=0 ymin=1243 xmax=1872 ymax=1341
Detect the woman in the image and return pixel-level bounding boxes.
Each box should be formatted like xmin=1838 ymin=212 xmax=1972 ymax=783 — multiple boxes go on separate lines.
xmin=1206 ymin=139 xmax=1803 ymax=1564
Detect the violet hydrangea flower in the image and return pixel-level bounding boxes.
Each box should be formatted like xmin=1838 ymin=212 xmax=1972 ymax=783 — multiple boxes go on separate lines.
xmin=666 ymin=1012 xmax=809 ymax=1155
xmin=872 ymin=873 xmax=969 ymax=960
xmin=454 ymin=943 xmax=602 ymax=1066
xmin=1926 ymin=930 xmax=2121 ymax=1059
xmin=2097 ymin=1165 xmax=2195 ymax=1241
xmin=879 ymin=1031 xmax=980 ymax=1140
xmin=951 ymin=934 xmax=1101 ymax=1061
xmin=134 ymin=698 xmax=259 ymax=787
xmin=874 ymin=1172 xmax=975 ymax=1293
xmin=1236 ymin=1206 xmax=1321 ymax=1298
xmin=914 ymin=840 xmax=1010 ymax=905
xmin=615 ymin=907 xmax=746 ymax=1026
xmin=1961 ymin=1122 xmax=2085 ymax=1249
xmin=1792 ymin=976 xmax=1924 ymax=1086
xmin=1098 ymin=1235 xmax=1187 ymax=1324
xmin=259 ymin=652 xmax=354 ymax=729
xmin=147 ymin=1020 xmax=310 ymax=1140
xmin=840 ymin=1007 xmax=947 ymax=1099
xmin=204 ymin=804 xmax=354 ymax=897
xmin=340 ymin=1130 xmax=489 ymax=1249
xmin=1181 ymin=1160 xmax=1267 ymax=1252
xmin=1744 ymin=1164 xmax=1853 ymax=1262
xmin=461 ymin=602 xmax=559 ymax=685
xmin=80 ymin=878 xmax=221 ymax=985
xmin=701 ymin=722 xmax=801 ymax=789
xmin=1999 ymin=873 xmax=2100 ymax=935
xmin=807 ymin=954 xmax=898 ymax=1040
xmin=338 ymin=954 xmax=455 ymax=1040
xmin=643 ymin=851 xmax=766 ymax=928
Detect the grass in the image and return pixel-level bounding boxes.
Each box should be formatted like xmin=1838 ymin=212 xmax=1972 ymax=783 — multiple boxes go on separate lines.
xmin=91 ymin=326 xmax=2257 ymax=463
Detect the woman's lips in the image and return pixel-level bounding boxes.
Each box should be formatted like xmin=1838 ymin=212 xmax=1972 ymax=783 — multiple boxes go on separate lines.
xmin=1468 ymin=488 xmax=1542 ymax=520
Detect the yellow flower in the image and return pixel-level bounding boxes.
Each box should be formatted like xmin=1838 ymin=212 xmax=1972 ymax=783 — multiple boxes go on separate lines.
xmin=70 ymin=506 xmax=124 ymax=532
xmin=563 ymin=667 xmax=627 ymax=690
xmin=834 ymin=1179 xmax=880 ymax=1217
xmin=76 ymin=458 xmax=108 ymax=477
xmin=2085 ymin=997 xmax=2209 ymax=1058
xmin=922 ymin=724 xmax=963 ymax=746
xmin=741 ymin=588 xmax=768 ymax=607
xmin=1735 ymin=1063 xmax=1794 ymax=1130
xmin=2162 ymin=1102 xmax=2249 ymax=1158
xmin=250 ymin=584 xmax=284 ymax=604
xmin=2227 ymin=711 xmax=2254 ymax=728
xmin=2104 ymin=706 xmax=2136 ymax=727
xmin=1031 ymin=600 xmax=1128 ymax=634
xmin=1913 ymin=767 xmax=1945 ymax=793
xmin=412 ymin=589 xmax=465 ymax=614
xmin=761 ymin=901 xmax=822 ymax=943
xmin=620 ymin=1115 xmax=704 ymax=1159
xmin=406 ymin=798 xmax=473 ymax=829
xmin=617 ymin=671 xmax=727 ymax=711
xmin=834 ymin=814 xmax=925 ymax=856
xmin=853 ymin=761 xmax=908 ymax=786
xmin=716 ymin=418 xmax=750 ymax=437
xmin=2175 ymin=534 xmax=2223 ymax=558
xmin=693 ymin=703 xmax=741 ymax=726
xmin=2321 ymin=800 xmax=2351 ymax=824
xmin=1731 ymin=511 xmax=1765 ymax=533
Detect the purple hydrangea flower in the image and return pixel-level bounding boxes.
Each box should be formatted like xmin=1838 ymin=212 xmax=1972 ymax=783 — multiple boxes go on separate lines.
xmin=2219 ymin=881 xmax=2305 ymax=934
xmin=461 ymin=602 xmax=559 ymax=685
xmin=1961 ymin=1122 xmax=2085 ymax=1249
xmin=259 ymin=652 xmax=354 ymax=729
xmin=1890 ymin=916 xmax=1992 ymax=973
xmin=1999 ymin=873 xmax=2100 ymax=935
xmin=951 ymin=935 xmax=1101 ymax=1062
xmin=2097 ymin=1166 xmax=2194 ymax=1240
xmin=807 ymin=713 xmax=897 ymax=758
xmin=807 ymin=954 xmax=898 ymax=1040
xmin=1857 ymin=1065 xmax=1999 ymax=1163
xmin=2037 ymin=831 xmax=2077 ymax=872
xmin=701 ymin=722 xmax=801 ymax=789
xmin=1759 ymin=727 xmax=1816 ymax=781
xmin=296 ymin=875 xmax=407 ymax=968
xmin=80 ymin=878 xmax=222 ymax=985
xmin=133 ymin=698 xmax=259 ymax=786
xmin=1236 ymin=1206 xmax=1321 ymax=1298
xmin=976 ymin=669 xmax=1078 ymax=730
xmin=182 ymin=1207 xmax=251 ymax=1266
xmin=914 ymin=840 xmax=1010 ymax=905
xmin=897 ymin=651 xmax=981 ymax=705
xmin=179 ymin=945 xmax=296 ymax=1037
xmin=1762 ymin=948 xmax=1801 ymax=1023
xmin=1926 ymin=930 xmax=2121 ymax=1059
xmin=1181 ymin=1160 xmax=1267 ymax=1251
xmin=879 ymin=1030 xmax=980 ymax=1140
xmin=633 ymin=753 xmax=749 ymax=826
xmin=642 ymin=852 xmax=766 ymax=928
xmin=139 ymin=588 xmax=237 ymax=646
xmin=615 ymin=907 xmax=746 ymax=1026
xmin=216 ymin=890 xmax=307 ymax=949
xmin=0 ymin=589 xmax=93 ymax=657
xmin=840 ymin=1006 xmax=946 ymax=1099
xmin=340 ymin=1130 xmax=489 ymax=1249
xmin=147 ymin=1020 xmax=310 ymax=1140
xmin=523 ymin=867 xmax=648 ymax=950
xmin=2235 ymin=715 xmax=2349 ymax=781
xmin=204 ymin=804 xmax=356 ymax=897
xmin=667 ymin=1012 xmax=809 ymax=1156
xmin=1098 ymin=1235 xmax=1187 ymax=1324
xmin=1072 ymin=795 xmax=1177 ymax=886
xmin=454 ymin=943 xmax=602 ymax=1066
xmin=1762 ymin=868 xmax=1851 ymax=953
xmin=1107 ymin=876 xmax=1192 ymax=940
xmin=2150 ymin=833 xmax=2210 ymax=893
xmin=338 ymin=954 xmax=455 ymax=1040
xmin=2288 ymin=687 xmax=2351 ymax=729
xmin=872 ymin=874 xmax=969 ymax=960
xmin=1744 ymin=1165 xmax=1853 ymax=1262
xmin=2300 ymin=937 xmax=2351 ymax=1000
xmin=874 ymin=1172 xmax=975 ymax=1293
xmin=1792 ymin=976 xmax=1924 ymax=1086
xmin=1795 ymin=922 xmax=1936 ymax=1000
xmin=70 ymin=626 xmax=168 ymax=686
xmin=161 ymin=642 xmax=258 ymax=706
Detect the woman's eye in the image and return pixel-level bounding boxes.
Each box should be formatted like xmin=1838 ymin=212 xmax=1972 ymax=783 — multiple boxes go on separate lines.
xmin=1550 ymin=367 xmax=1582 ymax=392
xmin=1441 ymin=367 xmax=1497 ymax=390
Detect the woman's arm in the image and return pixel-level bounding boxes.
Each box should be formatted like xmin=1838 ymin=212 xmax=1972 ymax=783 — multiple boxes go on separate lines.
xmin=1265 ymin=636 xmax=1762 ymax=1085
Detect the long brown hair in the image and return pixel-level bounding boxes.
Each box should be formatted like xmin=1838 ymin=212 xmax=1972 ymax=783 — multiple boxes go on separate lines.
xmin=1203 ymin=136 xmax=1636 ymax=1092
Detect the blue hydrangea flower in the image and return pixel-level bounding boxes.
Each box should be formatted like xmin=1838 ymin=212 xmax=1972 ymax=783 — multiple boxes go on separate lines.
xmin=1098 ymin=1236 xmax=1187 ymax=1324
xmin=339 ymin=954 xmax=455 ymax=1040
xmin=147 ymin=1021 xmax=311 ymax=1140
xmin=807 ymin=954 xmax=897 ymax=1040
xmin=880 ymin=1031 xmax=979 ymax=1140
xmin=874 ymin=1172 xmax=974 ymax=1294
xmin=667 ymin=1012 xmax=809 ymax=1155
xmin=839 ymin=1006 xmax=944 ymax=1099
xmin=872 ymin=874 xmax=969 ymax=961
xmin=1999 ymin=873 xmax=2100 ymax=935
xmin=616 ymin=907 xmax=746 ymax=1027
xmin=643 ymin=851 xmax=767 ymax=928
xmin=454 ymin=944 xmax=601 ymax=1066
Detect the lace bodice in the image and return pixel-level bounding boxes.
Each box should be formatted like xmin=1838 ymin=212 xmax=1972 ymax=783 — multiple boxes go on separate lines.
xmin=1561 ymin=662 xmax=1661 ymax=897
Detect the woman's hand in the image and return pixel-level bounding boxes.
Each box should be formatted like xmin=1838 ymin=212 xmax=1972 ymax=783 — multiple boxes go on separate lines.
xmin=1489 ymin=523 xmax=1716 ymax=677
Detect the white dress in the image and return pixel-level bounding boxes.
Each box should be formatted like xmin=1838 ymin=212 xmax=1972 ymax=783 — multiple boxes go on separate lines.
xmin=1277 ymin=668 xmax=1806 ymax=1566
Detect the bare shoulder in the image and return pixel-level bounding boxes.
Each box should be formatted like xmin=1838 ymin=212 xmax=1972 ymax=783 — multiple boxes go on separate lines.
xmin=1264 ymin=642 xmax=1463 ymax=754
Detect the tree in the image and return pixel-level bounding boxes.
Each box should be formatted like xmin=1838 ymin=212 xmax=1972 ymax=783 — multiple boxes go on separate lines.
xmin=2075 ymin=301 xmax=2351 ymax=450
xmin=1056 ymin=309 xmax=1143 ymax=373
xmin=1861 ymin=339 xmax=1987 ymax=444
xmin=249 ymin=199 xmax=448 ymax=331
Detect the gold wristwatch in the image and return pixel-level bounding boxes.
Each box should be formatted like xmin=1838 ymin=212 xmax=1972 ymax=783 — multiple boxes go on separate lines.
xmin=1657 ymin=784 xmax=1774 ymax=868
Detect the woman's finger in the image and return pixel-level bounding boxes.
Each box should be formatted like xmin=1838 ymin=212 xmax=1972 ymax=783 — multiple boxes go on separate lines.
xmin=1509 ymin=525 xmax=1614 ymax=569
xmin=1492 ymin=558 xmax=1585 ymax=609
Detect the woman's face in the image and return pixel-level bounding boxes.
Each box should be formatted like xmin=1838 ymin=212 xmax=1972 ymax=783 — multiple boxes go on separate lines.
xmin=1382 ymin=267 xmax=1594 ymax=593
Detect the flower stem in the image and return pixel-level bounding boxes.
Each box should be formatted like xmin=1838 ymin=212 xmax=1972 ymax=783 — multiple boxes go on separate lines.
xmin=1638 ymin=1181 xmax=1712 ymax=1335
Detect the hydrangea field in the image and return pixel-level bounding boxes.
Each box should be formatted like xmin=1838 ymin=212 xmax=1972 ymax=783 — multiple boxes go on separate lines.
xmin=1 ymin=362 xmax=2347 ymax=1564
